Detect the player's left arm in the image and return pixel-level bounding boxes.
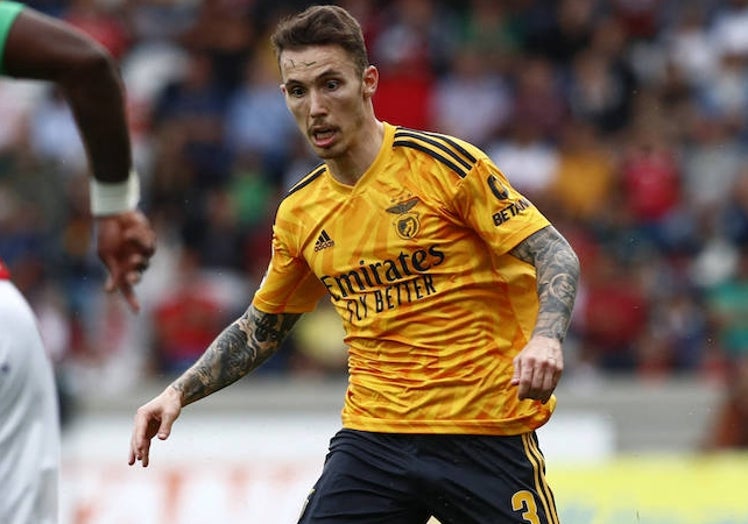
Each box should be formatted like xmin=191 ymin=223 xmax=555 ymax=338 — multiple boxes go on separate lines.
xmin=508 ymin=225 xmax=580 ymax=403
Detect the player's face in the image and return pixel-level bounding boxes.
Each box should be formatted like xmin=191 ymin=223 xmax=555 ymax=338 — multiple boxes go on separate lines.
xmin=279 ymin=45 xmax=373 ymax=160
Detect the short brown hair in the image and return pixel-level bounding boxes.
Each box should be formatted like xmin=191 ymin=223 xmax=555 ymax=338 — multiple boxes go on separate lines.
xmin=271 ymin=5 xmax=369 ymax=75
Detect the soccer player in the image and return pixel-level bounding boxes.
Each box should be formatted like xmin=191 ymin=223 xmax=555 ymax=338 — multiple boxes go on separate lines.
xmin=0 ymin=3 xmax=156 ymax=523
xmin=129 ymin=5 xmax=579 ymax=523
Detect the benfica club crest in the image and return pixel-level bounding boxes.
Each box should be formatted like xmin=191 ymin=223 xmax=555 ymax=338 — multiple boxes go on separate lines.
xmin=386 ymin=197 xmax=421 ymax=240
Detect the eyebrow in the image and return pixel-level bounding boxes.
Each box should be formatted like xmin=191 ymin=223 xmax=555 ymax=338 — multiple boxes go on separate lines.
xmin=283 ymin=67 xmax=342 ymax=86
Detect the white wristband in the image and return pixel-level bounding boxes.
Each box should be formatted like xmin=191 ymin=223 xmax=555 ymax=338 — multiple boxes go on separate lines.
xmin=90 ymin=169 xmax=141 ymax=216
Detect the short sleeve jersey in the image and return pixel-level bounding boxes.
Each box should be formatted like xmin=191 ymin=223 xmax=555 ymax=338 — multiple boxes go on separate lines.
xmin=0 ymin=1 xmax=22 ymax=75
xmin=253 ymin=123 xmax=554 ymax=435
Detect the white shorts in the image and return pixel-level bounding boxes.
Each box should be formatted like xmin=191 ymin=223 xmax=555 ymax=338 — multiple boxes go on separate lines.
xmin=0 ymin=280 xmax=59 ymax=524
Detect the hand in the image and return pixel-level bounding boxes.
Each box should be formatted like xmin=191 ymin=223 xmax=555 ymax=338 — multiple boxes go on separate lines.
xmin=129 ymin=386 xmax=182 ymax=467
xmin=95 ymin=210 xmax=156 ymax=313
xmin=510 ymin=335 xmax=564 ymax=404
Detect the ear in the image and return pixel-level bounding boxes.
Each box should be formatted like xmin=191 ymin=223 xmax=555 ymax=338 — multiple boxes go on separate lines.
xmin=279 ymin=84 xmax=287 ymax=96
xmin=362 ymin=65 xmax=378 ymax=99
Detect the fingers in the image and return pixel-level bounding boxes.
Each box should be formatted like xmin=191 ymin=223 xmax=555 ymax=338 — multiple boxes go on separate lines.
xmin=111 ymin=237 xmax=153 ymax=280
xmin=512 ymin=354 xmax=563 ymax=404
xmin=128 ymin=251 xmax=151 ymax=277
xmin=538 ymin=358 xmax=561 ymax=403
xmin=129 ymin=431 xmax=152 ymax=467
xmin=129 ymin=390 xmax=182 ymax=468
xmin=103 ymin=258 xmax=141 ymax=313
xmin=130 ymin=411 xmax=174 ymax=468
xmin=96 ymin=212 xmax=156 ymax=313
xmin=124 ymin=225 xmax=157 ymax=258
xmin=112 ymin=277 xmax=140 ymax=313
xmin=129 ymin=414 xmax=154 ymax=467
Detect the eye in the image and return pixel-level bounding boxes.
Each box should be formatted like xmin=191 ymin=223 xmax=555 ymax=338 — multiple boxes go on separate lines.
xmin=288 ymin=85 xmax=305 ymax=98
xmin=325 ymin=79 xmax=340 ymax=91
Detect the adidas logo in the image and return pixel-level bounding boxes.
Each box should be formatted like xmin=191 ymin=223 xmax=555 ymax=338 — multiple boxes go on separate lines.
xmin=314 ymin=229 xmax=335 ymax=252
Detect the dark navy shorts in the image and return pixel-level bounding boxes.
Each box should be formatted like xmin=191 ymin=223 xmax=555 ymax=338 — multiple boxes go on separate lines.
xmin=297 ymin=428 xmax=560 ymax=524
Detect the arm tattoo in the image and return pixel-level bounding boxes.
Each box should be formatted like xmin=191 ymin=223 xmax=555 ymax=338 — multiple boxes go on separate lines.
xmin=172 ymin=305 xmax=301 ymax=406
xmin=509 ymin=225 xmax=580 ymax=342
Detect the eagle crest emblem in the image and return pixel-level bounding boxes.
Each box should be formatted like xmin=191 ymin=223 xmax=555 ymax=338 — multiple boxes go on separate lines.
xmin=386 ymin=197 xmax=421 ymax=240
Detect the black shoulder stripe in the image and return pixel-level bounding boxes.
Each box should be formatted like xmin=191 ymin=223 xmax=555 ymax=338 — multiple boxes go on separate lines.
xmin=419 ymin=130 xmax=477 ymax=164
xmin=396 ymin=128 xmax=477 ymax=165
xmin=286 ymin=163 xmax=326 ymax=197
xmin=393 ymin=139 xmax=468 ymax=178
xmin=395 ymin=131 xmax=472 ymax=171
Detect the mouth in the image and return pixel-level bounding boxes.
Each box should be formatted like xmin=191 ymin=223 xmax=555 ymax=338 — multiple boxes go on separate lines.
xmin=310 ymin=126 xmax=337 ymax=148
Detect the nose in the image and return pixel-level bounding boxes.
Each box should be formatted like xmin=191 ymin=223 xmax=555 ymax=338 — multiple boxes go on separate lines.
xmin=309 ymin=88 xmax=327 ymax=117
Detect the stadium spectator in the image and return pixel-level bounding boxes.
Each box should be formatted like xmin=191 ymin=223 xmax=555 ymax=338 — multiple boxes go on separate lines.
xmin=525 ymin=0 xmax=595 ymax=65
xmin=618 ymin=123 xmax=682 ymax=251
xmin=579 ymin=249 xmax=649 ymax=372
xmin=486 ymin=117 xmax=560 ymax=205
xmin=370 ymin=0 xmax=457 ymax=129
xmin=705 ymin=246 xmax=748 ymax=362
xmin=507 ymin=54 xmax=568 ymax=142
xmin=544 ymin=118 xmax=617 ymax=225
xmin=151 ymin=247 xmax=231 ymax=375
xmin=430 ymin=42 xmax=511 ymax=147
xmin=224 ymin=49 xmax=298 ymax=183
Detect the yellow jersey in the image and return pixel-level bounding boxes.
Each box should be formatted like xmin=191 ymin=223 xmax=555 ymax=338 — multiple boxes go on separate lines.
xmin=253 ymin=122 xmax=554 ymax=435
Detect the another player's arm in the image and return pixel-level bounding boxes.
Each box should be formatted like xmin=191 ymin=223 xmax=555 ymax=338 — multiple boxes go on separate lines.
xmin=509 ymin=225 xmax=580 ymax=342
xmin=172 ymin=305 xmax=302 ymax=406
xmin=4 ymin=6 xmax=157 ymax=311
xmin=4 ymin=6 xmax=131 ymax=183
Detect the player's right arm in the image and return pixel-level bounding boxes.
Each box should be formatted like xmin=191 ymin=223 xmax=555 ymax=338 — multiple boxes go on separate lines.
xmin=129 ymin=305 xmax=302 ymax=467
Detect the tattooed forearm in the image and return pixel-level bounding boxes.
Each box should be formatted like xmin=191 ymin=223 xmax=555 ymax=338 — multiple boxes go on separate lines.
xmin=171 ymin=305 xmax=301 ymax=406
xmin=509 ymin=226 xmax=580 ymax=342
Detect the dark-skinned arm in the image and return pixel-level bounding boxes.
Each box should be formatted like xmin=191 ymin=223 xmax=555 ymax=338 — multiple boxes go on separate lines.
xmin=2 ymin=6 xmax=156 ymax=311
xmin=4 ymin=7 xmax=130 ymax=183
xmin=508 ymin=225 xmax=580 ymax=402
xmin=129 ymin=305 xmax=302 ymax=467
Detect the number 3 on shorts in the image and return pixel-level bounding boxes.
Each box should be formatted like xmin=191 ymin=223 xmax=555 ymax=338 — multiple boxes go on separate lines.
xmin=511 ymin=490 xmax=541 ymax=524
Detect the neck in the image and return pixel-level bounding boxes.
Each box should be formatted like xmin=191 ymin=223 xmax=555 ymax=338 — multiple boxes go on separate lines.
xmin=326 ymin=119 xmax=385 ymax=186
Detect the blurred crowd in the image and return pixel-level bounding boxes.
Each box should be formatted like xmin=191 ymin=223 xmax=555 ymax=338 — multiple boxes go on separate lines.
xmin=3 ymin=0 xmax=748 ymax=412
